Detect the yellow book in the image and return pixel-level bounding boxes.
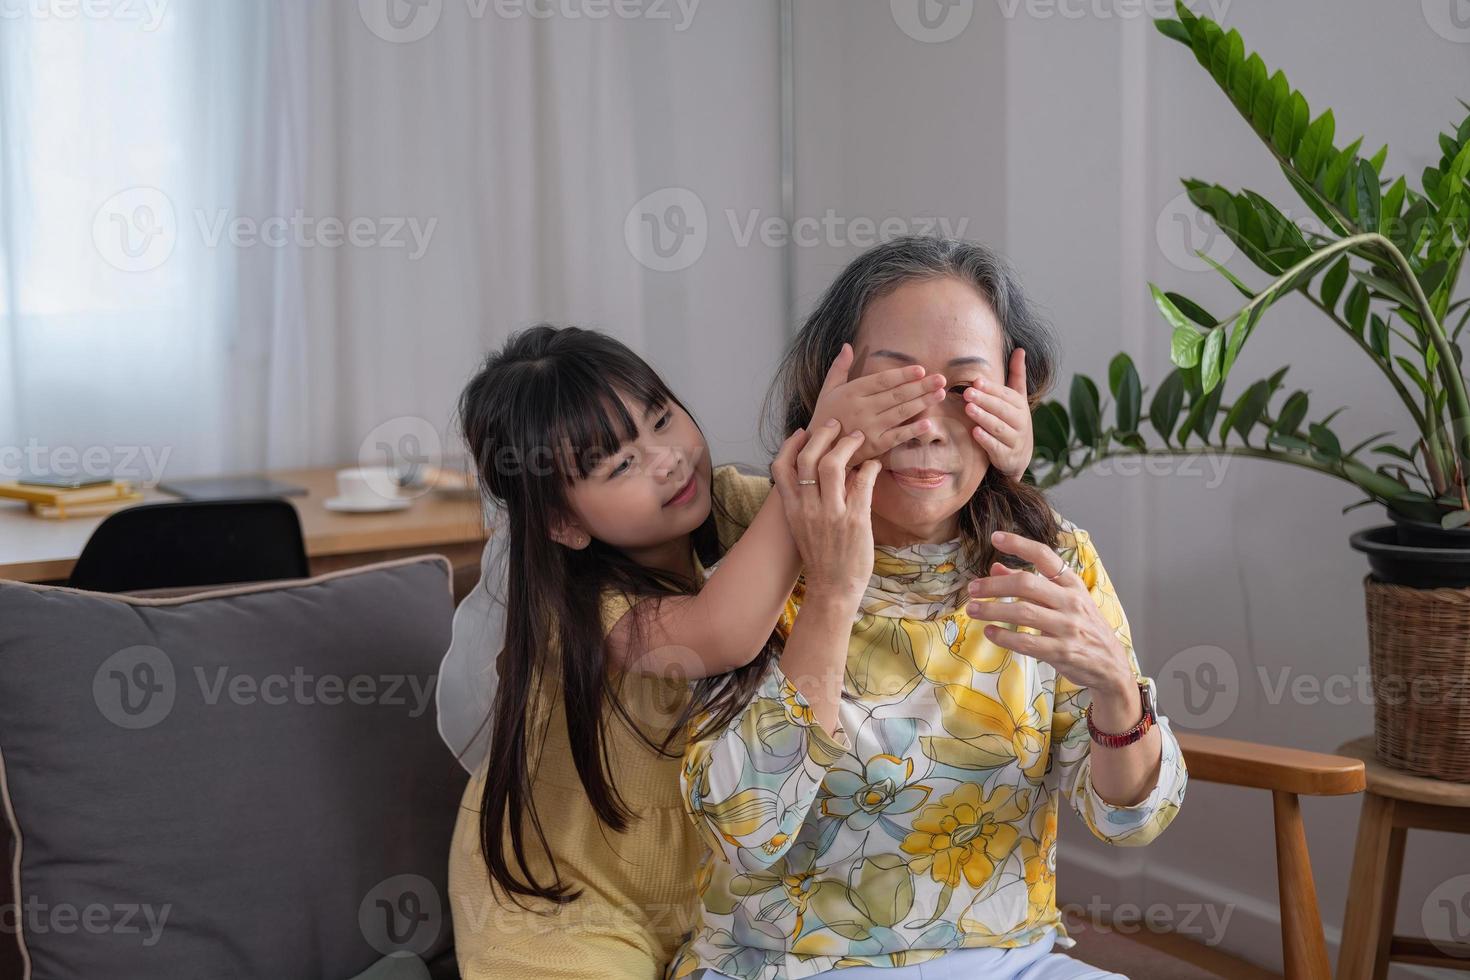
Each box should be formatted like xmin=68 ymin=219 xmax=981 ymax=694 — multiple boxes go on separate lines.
xmin=28 ymin=491 xmax=145 ymax=520
xmin=0 ymin=479 xmax=135 ymax=506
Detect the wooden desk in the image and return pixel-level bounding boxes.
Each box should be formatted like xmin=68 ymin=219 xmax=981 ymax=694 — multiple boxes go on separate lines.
xmin=0 ymin=466 xmax=490 ymax=585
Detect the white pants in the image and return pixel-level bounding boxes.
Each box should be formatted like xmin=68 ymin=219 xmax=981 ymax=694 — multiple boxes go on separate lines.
xmin=703 ymin=929 xmax=1127 ymax=980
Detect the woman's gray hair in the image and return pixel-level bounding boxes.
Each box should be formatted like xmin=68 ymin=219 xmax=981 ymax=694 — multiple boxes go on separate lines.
xmin=763 ymin=235 xmax=1060 ymax=453
xmin=763 ymin=234 xmax=1062 ymax=584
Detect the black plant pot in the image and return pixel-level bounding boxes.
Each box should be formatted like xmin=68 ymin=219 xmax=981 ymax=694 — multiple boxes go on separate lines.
xmin=1387 ymin=510 xmax=1470 ymax=549
xmin=1351 ymin=514 xmax=1470 ymax=588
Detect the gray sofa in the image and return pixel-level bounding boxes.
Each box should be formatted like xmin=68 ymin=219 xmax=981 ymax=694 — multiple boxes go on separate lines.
xmin=0 ymin=555 xmax=468 ymax=980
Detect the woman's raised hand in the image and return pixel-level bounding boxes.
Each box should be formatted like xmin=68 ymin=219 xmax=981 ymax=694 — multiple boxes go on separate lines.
xmin=771 ymin=419 xmax=882 ymax=602
xmin=806 ymin=343 xmax=948 ymax=463
xmin=964 ymin=529 xmax=1133 ymax=696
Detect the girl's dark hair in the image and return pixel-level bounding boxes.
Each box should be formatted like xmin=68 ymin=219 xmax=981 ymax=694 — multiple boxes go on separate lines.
xmin=690 ymin=235 xmax=1063 ymax=738
xmin=454 ymin=324 xmax=733 ymax=910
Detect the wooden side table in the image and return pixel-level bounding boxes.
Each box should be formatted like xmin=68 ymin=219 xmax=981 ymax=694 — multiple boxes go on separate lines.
xmin=1336 ymin=735 xmax=1470 ymax=978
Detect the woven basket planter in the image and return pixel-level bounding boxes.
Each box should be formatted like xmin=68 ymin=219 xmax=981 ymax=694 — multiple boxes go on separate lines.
xmin=1363 ymin=576 xmax=1470 ymax=783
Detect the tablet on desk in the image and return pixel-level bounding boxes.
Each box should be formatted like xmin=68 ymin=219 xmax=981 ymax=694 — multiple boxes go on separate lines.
xmin=157 ymin=476 xmax=309 ymax=500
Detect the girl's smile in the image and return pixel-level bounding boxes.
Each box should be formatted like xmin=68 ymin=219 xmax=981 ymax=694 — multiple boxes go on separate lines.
xmin=665 ymin=472 xmax=699 ymax=507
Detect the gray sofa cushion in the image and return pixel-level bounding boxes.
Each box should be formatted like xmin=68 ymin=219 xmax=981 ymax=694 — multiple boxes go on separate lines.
xmin=0 ymin=555 xmax=466 ymax=980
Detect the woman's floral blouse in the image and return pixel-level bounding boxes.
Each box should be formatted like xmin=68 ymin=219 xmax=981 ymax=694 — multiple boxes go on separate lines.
xmin=669 ymin=514 xmax=1188 ymax=979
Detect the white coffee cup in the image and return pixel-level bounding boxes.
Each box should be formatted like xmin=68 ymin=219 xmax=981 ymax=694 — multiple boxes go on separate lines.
xmin=335 ymin=466 xmax=400 ymax=506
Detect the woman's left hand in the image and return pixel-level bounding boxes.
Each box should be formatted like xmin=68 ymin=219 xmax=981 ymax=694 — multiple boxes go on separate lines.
xmin=964 ymin=529 xmax=1132 ymax=696
xmin=964 ymin=347 xmax=1033 ymax=481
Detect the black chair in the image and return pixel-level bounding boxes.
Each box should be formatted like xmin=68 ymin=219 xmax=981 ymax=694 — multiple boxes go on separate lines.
xmin=68 ymin=497 xmax=310 ymax=593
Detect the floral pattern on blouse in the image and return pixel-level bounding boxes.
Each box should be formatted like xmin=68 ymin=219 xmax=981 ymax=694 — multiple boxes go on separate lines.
xmin=670 ymin=514 xmax=1187 ymax=979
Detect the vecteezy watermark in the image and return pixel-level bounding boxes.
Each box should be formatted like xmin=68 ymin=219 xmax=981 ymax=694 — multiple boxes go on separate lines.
xmin=1155 ymin=644 xmax=1470 ymax=730
xmin=1 ymin=897 xmax=172 ymax=947
xmin=1423 ymin=873 xmax=1470 ymax=958
xmin=357 ymin=0 xmax=699 ymax=43
xmin=1059 ymin=897 xmax=1234 ymax=946
xmin=357 ymin=416 xmax=447 ymax=502
xmin=92 ymin=646 xmax=438 ymax=730
xmin=193 ymin=667 xmax=437 ymax=718
xmin=1055 ymin=449 xmax=1234 ymax=488
xmin=624 ymin=186 xmax=971 ymax=273
xmin=1422 ymin=0 xmax=1470 ymax=43
xmin=94 ymin=647 xmax=177 ymax=731
xmin=0 ymin=0 xmax=168 ymax=30
xmin=893 ymin=0 xmax=1234 ymax=40
xmin=1155 ymin=190 xmax=1237 ymax=274
xmin=994 ymin=0 xmax=1232 ymax=22
xmin=360 ymin=875 xmax=443 ymax=957
xmin=891 ymin=0 xmax=974 ymax=43
xmin=92 ymin=187 xmax=437 ymax=273
xmin=0 ymin=439 xmax=172 ymax=485
xmin=1155 ymin=644 xmax=1240 ymax=730
xmin=624 ymin=187 xmax=709 ymax=272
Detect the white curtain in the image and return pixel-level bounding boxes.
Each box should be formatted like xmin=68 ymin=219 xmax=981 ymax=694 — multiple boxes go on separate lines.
xmin=0 ymin=3 xmax=289 ymax=484
xmin=0 ymin=1 xmax=773 ymax=485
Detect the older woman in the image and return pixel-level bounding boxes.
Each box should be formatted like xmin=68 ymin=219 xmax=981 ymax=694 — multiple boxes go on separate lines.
xmin=670 ymin=237 xmax=1187 ymax=980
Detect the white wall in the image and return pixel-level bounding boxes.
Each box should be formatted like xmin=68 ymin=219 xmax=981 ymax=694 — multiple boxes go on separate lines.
xmin=273 ymin=1 xmax=790 ymax=475
xmin=794 ymin=0 xmax=1470 ymax=974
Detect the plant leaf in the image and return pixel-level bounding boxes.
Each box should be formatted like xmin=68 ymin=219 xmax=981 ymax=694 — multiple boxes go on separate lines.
xmin=1109 ymin=353 xmax=1142 ymax=434
xmin=1272 ymin=90 xmax=1309 ymax=159
xmin=1368 ymin=143 xmax=1388 ymax=174
xmin=1319 ymin=256 xmax=1349 ymax=310
xmin=1294 ymin=109 xmax=1335 ymax=181
xmin=1394 ymin=356 xmax=1432 ymax=395
xmin=1070 ymin=375 xmax=1102 ymax=448
xmin=1281 ymin=165 xmax=1350 ymax=237
xmin=1172 ymin=324 xmax=1205 ymax=368
xmin=1149 ymin=370 xmax=1186 ymax=446
xmin=1155 ymin=17 xmax=1189 ymax=43
xmin=1032 ymin=401 xmax=1070 ymax=468
xmin=1308 ymin=421 xmax=1342 ymax=460
xmin=1197 ymin=252 xmax=1255 ymax=298
xmin=1344 ymin=282 xmax=1369 ymax=335
xmin=1200 ymin=325 xmax=1226 ymax=393
xmin=1341 ymin=459 xmax=1410 ymax=500
xmin=1273 ymin=390 xmax=1310 ymax=437
xmin=1223 ymin=379 xmax=1272 ymax=445
xmin=1164 ymin=291 xmax=1216 ymax=328
xmin=1322 ymin=136 xmax=1364 ymax=201
xmin=1221 ymin=306 xmax=1258 ymax=379
xmin=1369 ymin=315 xmax=1392 ymax=359
xmin=1151 ymin=284 xmax=1193 ymax=331
xmin=1352 ymin=270 xmax=1416 ymax=309
xmin=1352 ymin=159 xmax=1381 ymax=230
xmin=1186 ymin=383 xmax=1226 ymax=444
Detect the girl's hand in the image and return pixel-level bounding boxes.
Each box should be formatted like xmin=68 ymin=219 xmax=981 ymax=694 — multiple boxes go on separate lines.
xmin=963 ymin=529 xmax=1133 ymax=697
xmin=807 ymin=344 xmax=949 ymax=465
xmin=962 ymin=347 xmax=1034 ymax=481
xmin=771 ymin=419 xmax=882 ymax=603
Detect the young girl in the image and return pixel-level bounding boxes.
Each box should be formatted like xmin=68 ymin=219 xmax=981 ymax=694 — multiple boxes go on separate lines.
xmin=444 ymin=323 xmax=1037 ymax=979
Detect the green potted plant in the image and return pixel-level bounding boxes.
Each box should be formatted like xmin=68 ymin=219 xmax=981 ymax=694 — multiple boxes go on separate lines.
xmin=1029 ymin=3 xmax=1470 ymax=781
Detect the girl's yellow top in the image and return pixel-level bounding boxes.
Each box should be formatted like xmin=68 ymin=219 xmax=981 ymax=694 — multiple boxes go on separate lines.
xmin=448 ymin=464 xmax=774 ymax=980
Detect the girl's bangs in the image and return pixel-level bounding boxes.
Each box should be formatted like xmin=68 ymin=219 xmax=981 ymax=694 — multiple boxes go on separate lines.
xmin=542 ymin=356 xmax=674 ymax=482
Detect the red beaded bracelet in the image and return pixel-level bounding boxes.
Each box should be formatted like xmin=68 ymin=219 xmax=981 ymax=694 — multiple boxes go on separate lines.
xmin=1085 ymin=680 xmax=1156 ymax=748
